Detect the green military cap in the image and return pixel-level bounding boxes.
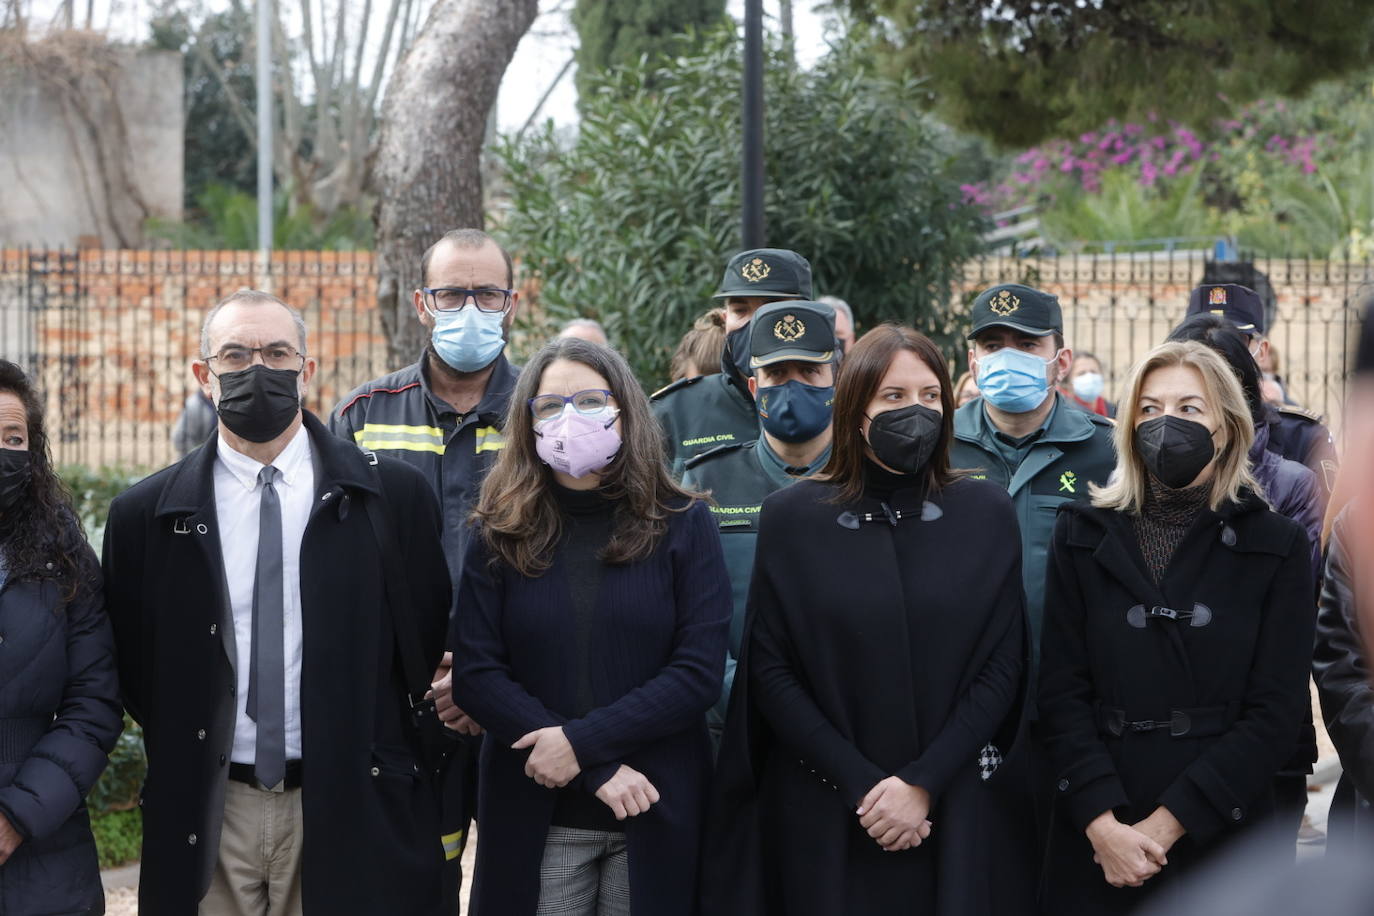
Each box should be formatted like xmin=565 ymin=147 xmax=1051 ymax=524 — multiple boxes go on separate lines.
xmin=748 ymin=300 xmax=835 ymax=368
xmin=713 ymin=248 xmax=813 ymax=300
xmin=967 ymin=283 xmax=1063 ymax=339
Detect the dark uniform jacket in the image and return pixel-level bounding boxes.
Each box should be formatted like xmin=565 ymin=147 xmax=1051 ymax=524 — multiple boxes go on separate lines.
xmin=682 ymin=438 xmax=830 ymax=726
xmin=1039 ymin=492 xmax=1314 ymax=913
xmin=1265 ymin=405 xmax=1337 ymax=512
xmin=1312 ymin=509 xmax=1374 ymax=850
xmin=951 ymin=393 xmax=1117 ymax=659
xmin=0 ymin=528 xmax=122 ymax=916
xmin=102 ymin=413 xmax=453 ymax=915
xmin=651 ymin=371 xmax=758 ymax=478
xmin=330 ymin=354 xmax=518 ymax=594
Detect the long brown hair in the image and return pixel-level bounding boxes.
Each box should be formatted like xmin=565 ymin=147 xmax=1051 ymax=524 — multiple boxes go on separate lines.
xmin=818 ymin=323 xmax=959 ymax=504
xmin=472 ymin=338 xmax=699 ymax=577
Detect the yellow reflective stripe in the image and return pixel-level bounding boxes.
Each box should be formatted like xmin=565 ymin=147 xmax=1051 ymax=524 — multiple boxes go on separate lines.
xmin=441 ymin=829 xmax=465 ymax=861
xmin=474 ymin=425 xmax=505 ymax=453
xmin=352 ymin=422 xmax=444 ymax=439
xmin=357 ymin=438 xmax=447 ymax=455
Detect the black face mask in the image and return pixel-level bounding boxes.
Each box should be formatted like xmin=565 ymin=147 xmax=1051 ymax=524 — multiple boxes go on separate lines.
xmin=215 ymin=365 xmax=302 ymax=443
xmin=722 ymin=324 xmax=753 ymax=386
xmin=1134 ymin=415 xmax=1217 ymax=489
xmin=866 ymin=403 xmax=943 ymax=475
xmin=0 ymin=448 xmax=31 ymax=513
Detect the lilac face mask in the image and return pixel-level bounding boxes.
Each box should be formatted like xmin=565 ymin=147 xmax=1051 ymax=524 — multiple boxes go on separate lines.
xmin=534 ymin=406 xmax=622 ymax=478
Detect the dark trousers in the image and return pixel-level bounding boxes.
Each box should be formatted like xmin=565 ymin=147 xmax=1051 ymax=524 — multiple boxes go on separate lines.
xmin=438 ymin=737 xmax=479 ymax=913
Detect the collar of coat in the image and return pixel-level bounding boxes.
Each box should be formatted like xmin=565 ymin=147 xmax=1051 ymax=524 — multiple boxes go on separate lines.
xmin=153 ymin=410 xmax=381 ymax=519
xmin=1060 ymin=486 xmax=1295 ymax=558
xmin=954 ymin=390 xmax=1109 ymax=449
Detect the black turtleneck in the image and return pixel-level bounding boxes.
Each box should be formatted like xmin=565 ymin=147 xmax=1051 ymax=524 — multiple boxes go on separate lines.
xmin=549 ymin=481 xmax=622 ymax=832
xmin=861 ymin=458 xmax=927 ymax=504
xmin=1132 ymin=475 xmax=1211 ymax=585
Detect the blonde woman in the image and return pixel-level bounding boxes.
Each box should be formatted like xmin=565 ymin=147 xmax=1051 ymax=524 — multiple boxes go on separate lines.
xmin=1038 ymin=340 xmax=1315 ymax=913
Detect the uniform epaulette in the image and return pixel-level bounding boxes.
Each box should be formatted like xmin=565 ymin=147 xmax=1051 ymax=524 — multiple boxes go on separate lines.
xmin=1276 ymin=404 xmax=1324 ymax=424
xmin=684 ymin=441 xmax=748 ymax=471
xmin=650 ymin=375 xmax=703 ymax=401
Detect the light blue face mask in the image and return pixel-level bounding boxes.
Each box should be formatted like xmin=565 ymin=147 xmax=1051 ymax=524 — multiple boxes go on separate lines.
xmin=431 ymin=306 xmax=506 ymax=373
xmin=975 ymin=346 xmax=1059 ymax=414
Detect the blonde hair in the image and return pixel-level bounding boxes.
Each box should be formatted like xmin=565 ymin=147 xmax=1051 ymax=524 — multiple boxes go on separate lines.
xmin=1090 ymin=340 xmax=1261 ymax=514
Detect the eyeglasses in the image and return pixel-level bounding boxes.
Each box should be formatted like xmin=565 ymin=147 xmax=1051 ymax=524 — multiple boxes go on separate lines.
xmin=422 ymin=287 xmax=514 ymax=314
xmin=528 ymin=389 xmax=616 ymax=422
xmin=205 ymin=344 xmax=305 ymax=373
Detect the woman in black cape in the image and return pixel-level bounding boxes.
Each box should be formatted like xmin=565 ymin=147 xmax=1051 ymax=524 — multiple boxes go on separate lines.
xmin=701 ymin=325 xmax=1031 ymax=915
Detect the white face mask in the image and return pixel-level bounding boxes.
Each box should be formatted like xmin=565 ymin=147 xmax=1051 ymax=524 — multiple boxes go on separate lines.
xmin=1071 ymin=371 xmax=1105 ymax=402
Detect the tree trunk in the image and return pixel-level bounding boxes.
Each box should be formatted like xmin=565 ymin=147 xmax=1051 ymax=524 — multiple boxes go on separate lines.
xmin=371 ymin=0 xmax=537 ymax=367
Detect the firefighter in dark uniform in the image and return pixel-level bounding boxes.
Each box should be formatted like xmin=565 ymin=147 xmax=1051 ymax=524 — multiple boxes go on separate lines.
xmin=1186 ymin=282 xmax=1338 ymax=511
xmin=330 ymin=229 xmax=518 ymax=912
xmin=652 ymin=248 xmax=812 ymax=477
xmin=681 ymin=300 xmax=838 ymax=738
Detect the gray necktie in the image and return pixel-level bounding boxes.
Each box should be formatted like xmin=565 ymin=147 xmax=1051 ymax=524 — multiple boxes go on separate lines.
xmin=247 ymin=465 xmax=286 ymax=790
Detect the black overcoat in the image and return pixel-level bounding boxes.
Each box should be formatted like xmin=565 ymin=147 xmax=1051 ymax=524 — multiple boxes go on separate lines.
xmin=701 ymin=474 xmax=1030 ymax=916
xmin=102 ymin=412 xmax=453 ymax=915
xmin=1038 ymin=491 xmax=1314 ymax=914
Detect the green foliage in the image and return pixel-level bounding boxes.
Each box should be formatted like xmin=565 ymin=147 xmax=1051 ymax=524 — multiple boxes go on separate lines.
xmin=499 ymin=29 xmax=987 ymax=386
xmin=89 ymin=807 xmax=142 ymax=869
xmin=145 ymin=184 xmax=374 ymax=251
xmin=841 ymin=0 xmax=1374 ymax=148
xmin=59 ymin=465 xmax=145 ymax=553
xmin=571 ymin=0 xmax=727 ymax=102
xmin=1040 ymin=169 xmax=1221 ymax=251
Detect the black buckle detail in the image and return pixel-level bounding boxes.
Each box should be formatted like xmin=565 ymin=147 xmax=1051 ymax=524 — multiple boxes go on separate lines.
xmin=1126 ymin=603 xmax=1214 ymax=628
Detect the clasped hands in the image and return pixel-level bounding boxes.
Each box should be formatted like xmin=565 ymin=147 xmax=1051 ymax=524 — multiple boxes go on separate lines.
xmin=428 ymin=652 xmax=483 ymax=737
xmin=1086 ymin=808 xmax=1185 ymax=888
xmin=856 ymin=776 xmax=933 ymax=853
xmin=513 ymin=725 xmax=661 ymax=822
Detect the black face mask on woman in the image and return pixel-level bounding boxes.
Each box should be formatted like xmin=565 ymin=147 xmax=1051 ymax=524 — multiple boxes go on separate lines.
xmin=866 ymin=403 xmax=943 ymax=475
xmin=215 ymin=365 xmax=302 ymax=443
xmin=1134 ymin=415 xmax=1217 ymax=489
xmin=0 ymin=448 xmax=31 ymax=512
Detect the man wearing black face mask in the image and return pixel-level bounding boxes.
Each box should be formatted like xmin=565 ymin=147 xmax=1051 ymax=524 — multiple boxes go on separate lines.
xmin=682 ymin=300 xmax=838 ymax=742
xmin=102 ymin=290 xmax=454 ymax=916
xmin=652 ymin=248 xmax=812 ymax=477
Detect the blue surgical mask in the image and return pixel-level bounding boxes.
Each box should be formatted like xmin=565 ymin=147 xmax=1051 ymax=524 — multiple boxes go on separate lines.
xmin=432 ymin=306 xmax=506 ymax=373
xmin=975 ymin=347 xmax=1059 ymax=414
xmin=756 ymin=379 xmax=834 ymax=444
xmin=1071 ymin=371 xmax=1105 ymax=402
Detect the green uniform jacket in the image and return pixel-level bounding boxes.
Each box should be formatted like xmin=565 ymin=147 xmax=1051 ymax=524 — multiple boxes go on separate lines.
xmin=950 ymin=393 xmax=1116 ymax=665
xmin=682 ymin=438 xmax=830 ymax=728
xmin=651 ymin=372 xmax=759 ymax=478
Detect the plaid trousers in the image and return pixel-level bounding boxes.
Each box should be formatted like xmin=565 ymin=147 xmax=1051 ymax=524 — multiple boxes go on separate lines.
xmin=535 ymin=826 xmax=631 ymax=916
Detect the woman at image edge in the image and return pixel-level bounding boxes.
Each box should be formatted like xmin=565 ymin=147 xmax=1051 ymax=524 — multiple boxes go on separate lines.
xmin=703 ymin=324 xmax=1029 ymax=915
xmin=1038 ymin=340 xmax=1314 ymax=913
xmin=453 ymin=337 xmax=730 ymax=916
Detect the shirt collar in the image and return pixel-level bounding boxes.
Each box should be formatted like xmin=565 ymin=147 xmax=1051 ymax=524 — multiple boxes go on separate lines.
xmin=990 ymin=395 xmax=1058 ymax=449
xmin=216 ymin=424 xmax=313 ymax=493
xmin=757 ymin=435 xmax=832 ymax=483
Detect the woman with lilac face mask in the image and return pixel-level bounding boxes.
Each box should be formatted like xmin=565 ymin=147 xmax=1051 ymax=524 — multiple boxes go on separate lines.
xmin=453 ymin=337 xmax=730 ymax=916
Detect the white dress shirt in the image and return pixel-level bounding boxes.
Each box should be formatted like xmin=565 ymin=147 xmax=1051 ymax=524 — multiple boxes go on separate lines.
xmin=213 ymin=426 xmax=314 ymax=764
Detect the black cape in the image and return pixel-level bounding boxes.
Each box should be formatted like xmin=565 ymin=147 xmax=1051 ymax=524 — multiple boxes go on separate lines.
xmin=700 ymin=470 xmax=1033 ymax=915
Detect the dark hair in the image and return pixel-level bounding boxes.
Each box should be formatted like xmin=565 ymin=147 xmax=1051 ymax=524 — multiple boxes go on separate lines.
xmin=0 ymin=360 xmax=86 ymax=601
xmin=1167 ymin=313 xmax=1265 ymax=427
xmin=420 ymin=229 xmax=514 ymax=289
xmin=818 ymin=324 xmax=959 ymax=504
xmin=668 ymin=307 xmax=727 ymax=382
xmin=472 ymin=338 xmax=700 ymax=577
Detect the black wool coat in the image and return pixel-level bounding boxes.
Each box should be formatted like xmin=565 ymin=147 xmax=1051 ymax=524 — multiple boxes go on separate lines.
xmin=102 ymin=412 xmax=453 ymax=915
xmin=1038 ymin=491 xmax=1314 ymax=914
xmin=0 ymin=528 xmax=123 ymax=916
xmin=701 ymin=474 xmax=1030 ymax=916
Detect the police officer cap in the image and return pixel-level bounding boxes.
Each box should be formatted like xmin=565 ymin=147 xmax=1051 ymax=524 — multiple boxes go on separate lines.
xmin=713 ymin=248 xmax=813 ymax=300
xmin=748 ymin=300 xmax=836 ymax=369
xmin=1185 ymin=283 xmax=1265 ymax=336
xmin=967 ymin=283 xmax=1062 ymax=339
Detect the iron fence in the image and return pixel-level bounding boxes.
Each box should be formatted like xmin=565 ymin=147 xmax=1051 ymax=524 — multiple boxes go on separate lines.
xmin=0 ymin=247 xmax=1368 ymax=470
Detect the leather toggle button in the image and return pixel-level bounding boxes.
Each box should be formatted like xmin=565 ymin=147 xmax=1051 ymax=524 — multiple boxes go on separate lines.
xmin=1220 ymin=525 xmax=1237 ymax=547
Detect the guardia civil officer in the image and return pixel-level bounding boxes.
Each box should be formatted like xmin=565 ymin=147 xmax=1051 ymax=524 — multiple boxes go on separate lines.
xmin=652 ymin=248 xmax=812 ymax=477
xmin=702 ymin=325 xmax=1030 ymax=915
xmin=1185 ymin=283 xmax=1338 ymax=508
xmin=1039 ymin=340 xmax=1314 ymax=913
xmin=681 ymin=300 xmax=838 ymax=736
xmin=949 ymin=283 xmax=1116 ymax=904
xmin=329 ymin=228 xmax=521 ymax=905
